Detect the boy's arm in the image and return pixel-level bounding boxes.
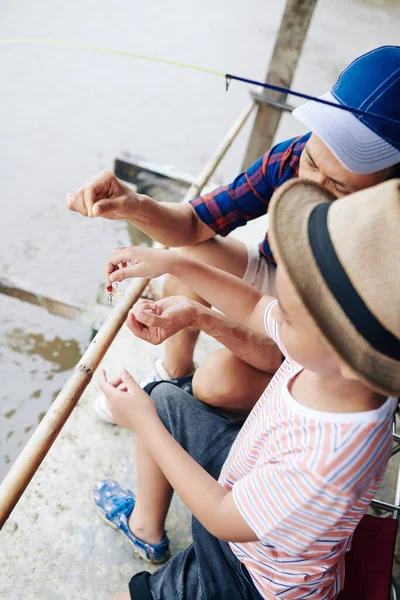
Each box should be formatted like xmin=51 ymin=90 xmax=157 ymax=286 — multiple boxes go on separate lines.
xmin=106 ymin=247 xmax=276 ymax=335
xmin=101 ymin=370 xmax=258 ymax=543
xmin=142 ymin=415 xmax=257 ymax=542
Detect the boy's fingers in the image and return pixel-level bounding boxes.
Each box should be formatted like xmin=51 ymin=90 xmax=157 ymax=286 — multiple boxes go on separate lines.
xmin=120 ymin=368 xmax=139 ymax=390
xmin=109 ymin=267 xmax=133 ymax=283
xmin=99 ymin=370 xmax=118 ymax=397
xmin=109 ymin=376 xmax=124 ymax=388
xmin=104 ymin=249 xmax=133 ymax=279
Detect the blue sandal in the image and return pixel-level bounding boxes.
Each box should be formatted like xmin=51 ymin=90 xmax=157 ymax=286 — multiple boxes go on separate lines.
xmin=93 ymin=479 xmax=170 ymax=564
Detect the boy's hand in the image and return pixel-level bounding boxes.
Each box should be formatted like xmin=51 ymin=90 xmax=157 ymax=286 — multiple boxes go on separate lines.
xmin=99 ymin=369 xmax=157 ymax=431
xmin=66 ymin=171 xmax=141 ymax=220
xmin=127 ymin=296 xmax=197 ymax=344
xmin=105 ymin=246 xmax=176 ymax=283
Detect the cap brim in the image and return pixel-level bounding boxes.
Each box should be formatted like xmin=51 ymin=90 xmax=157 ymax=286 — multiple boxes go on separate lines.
xmin=268 ymin=178 xmax=400 ymax=396
xmin=293 ymin=92 xmax=400 ymax=174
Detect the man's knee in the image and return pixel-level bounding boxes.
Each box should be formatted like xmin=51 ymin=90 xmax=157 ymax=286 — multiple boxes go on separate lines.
xmin=192 ymin=350 xmax=275 ymax=412
xmin=192 ymin=363 xmax=230 ymax=409
xmin=192 ymin=352 xmax=253 ymax=409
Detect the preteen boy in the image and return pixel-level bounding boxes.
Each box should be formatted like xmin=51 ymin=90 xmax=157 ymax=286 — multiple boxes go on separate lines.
xmin=94 ymin=178 xmax=400 ymax=599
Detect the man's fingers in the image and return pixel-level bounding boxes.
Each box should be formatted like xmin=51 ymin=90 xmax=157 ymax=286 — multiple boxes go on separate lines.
xmin=127 ymin=312 xmax=151 ymax=342
xmin=136 ymin=310 xmax=165 ymax=327
xmin=66 ymin=193 xmax=76 ymax=212
xmin=83 ymin=183 xmax=98 ymax=218
xmin=92 ymin=198 xmax=117 ymax=217
xmin=71 ymin=187 xmax=87 ymax=216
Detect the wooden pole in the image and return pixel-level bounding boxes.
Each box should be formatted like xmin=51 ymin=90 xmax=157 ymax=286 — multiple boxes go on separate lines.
xmin=0 ymin=100 xmax=256 ymax=529
xmin=183 ymin=101 xmax=255 ymax=202
xmin=242 ymin=0 xmax=318 ymax=169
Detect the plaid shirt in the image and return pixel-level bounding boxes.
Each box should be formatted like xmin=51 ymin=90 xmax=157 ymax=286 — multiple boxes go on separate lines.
xmin=190 ymin=133 xmax=311 ymax=265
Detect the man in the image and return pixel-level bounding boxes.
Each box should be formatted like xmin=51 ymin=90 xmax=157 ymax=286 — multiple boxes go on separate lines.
xmin=67 ymin=45 xmax=400 ymax=418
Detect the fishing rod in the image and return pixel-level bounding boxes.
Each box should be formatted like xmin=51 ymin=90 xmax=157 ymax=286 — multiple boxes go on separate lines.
xmin=1 ymin=38 xmax=399 ymax=127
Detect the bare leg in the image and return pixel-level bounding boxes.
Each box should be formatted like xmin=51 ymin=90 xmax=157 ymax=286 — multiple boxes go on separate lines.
xmin=193 ymin=348 xmax=276 ymax=418
xmin=163 ymin=237 xmax=249 ymax=378
xmin=109 ymin=593 xmax=130 ymax=600
xmin=128 ymin=435 xmax=173 ymax=544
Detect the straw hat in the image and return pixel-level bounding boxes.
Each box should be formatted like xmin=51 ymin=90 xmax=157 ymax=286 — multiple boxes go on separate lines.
xmin=268 ymin=178 xmax=400 ymax=396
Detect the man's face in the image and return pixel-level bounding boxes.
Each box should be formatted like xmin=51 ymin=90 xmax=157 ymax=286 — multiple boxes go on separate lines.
xmin=299 ymin=134 xmax=393 ymax=198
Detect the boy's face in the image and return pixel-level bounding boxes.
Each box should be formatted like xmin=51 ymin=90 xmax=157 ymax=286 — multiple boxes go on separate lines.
xmin=274 ymin=265 xmax=341 ymax=376
xmin=298 ymin=134 xmax=392 ymax=198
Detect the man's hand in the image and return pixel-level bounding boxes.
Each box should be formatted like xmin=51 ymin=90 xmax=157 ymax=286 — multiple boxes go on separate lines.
xmin=105 ymin=246 xmax=178 ymax=282
xmin=127 ymin=296 xmax=197 ymax=345
xmin=66 ymin=170 xmax=141 ymax=220
xmin=99 ymin=368 xmax=157 ymax=430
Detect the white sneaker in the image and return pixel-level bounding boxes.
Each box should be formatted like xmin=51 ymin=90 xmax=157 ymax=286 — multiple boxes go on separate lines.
xmin=140 ymin=358 xmax=194 ymax=394
xmin=94 ymin=358 xmax=195 ymax=425
xmin=95 ymin=392 xmax=116 ymax=424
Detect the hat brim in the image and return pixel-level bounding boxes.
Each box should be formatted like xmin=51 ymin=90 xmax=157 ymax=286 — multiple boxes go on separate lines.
xmin=293 ymin=92 xmax=400 ymax=175
xmin=268 ymin=178 xmax=400 ymax=397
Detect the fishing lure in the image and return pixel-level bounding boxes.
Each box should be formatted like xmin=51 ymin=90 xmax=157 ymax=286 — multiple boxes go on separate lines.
xmin=106 ymin=282 xmax=121 ymax=305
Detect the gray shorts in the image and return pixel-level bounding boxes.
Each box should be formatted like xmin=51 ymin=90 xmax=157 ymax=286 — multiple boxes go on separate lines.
xmin=128 ymin=382 xmax=262 ymax=600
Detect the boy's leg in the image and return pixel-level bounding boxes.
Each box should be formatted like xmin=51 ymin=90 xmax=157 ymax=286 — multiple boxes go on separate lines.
xmin=128 ymin=435 xmax=173 ymax=544
xmin=127 ymin=383 xmax=253 ymax=600
xmin=162 ymin=236 xmax=249 ymax=378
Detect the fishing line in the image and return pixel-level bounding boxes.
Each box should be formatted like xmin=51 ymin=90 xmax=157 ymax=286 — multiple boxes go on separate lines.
xmin=225 ymin=74 xmax=400 ymax=127
xmin=1 ymin=38 xmax=399 ymax=127
xmin=0 ymin=39 xmax=225 ymax=77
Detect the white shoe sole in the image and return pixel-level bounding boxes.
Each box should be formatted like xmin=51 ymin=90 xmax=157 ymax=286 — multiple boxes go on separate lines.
xmin=94 ymin=393 xmax=117 ymax=425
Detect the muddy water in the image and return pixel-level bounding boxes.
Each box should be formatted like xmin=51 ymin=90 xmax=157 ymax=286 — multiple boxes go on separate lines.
xmin=1 ymin=0 xmax=399 ymax=481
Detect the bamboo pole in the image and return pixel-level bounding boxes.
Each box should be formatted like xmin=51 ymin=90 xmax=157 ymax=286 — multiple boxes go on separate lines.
xmin=0 ymin=99 xmax=256 ymax=529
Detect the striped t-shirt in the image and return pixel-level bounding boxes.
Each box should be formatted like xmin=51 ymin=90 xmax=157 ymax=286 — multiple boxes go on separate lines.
xmin=218 ymin=301 xmax=396 ymax=600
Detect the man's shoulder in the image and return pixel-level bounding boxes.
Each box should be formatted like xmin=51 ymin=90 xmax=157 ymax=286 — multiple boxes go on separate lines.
xmin=270 ymin=132 xmax=311 ymax=158
xmin=262 ymin=132 xmax=311 ymax=187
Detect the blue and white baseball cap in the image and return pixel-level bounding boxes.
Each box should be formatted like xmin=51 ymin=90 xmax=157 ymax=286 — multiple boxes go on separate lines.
xmin=293 ymin=46 xmax=400 ymax=174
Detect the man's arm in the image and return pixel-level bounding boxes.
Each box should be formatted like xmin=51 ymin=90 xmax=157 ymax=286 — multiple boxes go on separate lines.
xmin=129 ymin=297 xmax=281 ymax=372
xmin=66 ymin=170 xmax=215 ymax=247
